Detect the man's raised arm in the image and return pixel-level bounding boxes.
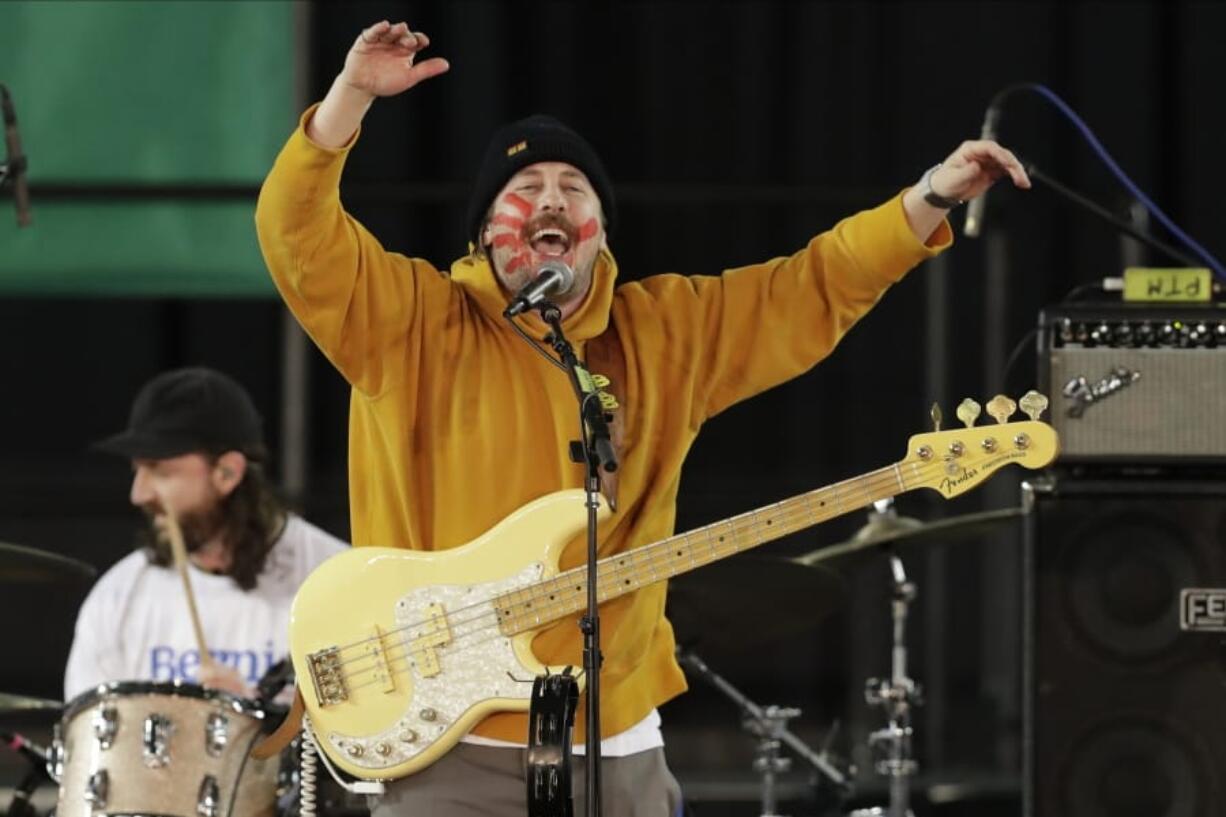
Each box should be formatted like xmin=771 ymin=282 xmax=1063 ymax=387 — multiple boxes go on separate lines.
xmin=309 ymin=20 xmax=449 ymax=148
xmin=254 ymin=20 xmax=449 ymax=395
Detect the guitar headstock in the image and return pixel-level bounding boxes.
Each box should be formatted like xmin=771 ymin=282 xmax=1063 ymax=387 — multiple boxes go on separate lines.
xmin=900 ymin=390 xmax=1060 ymax=499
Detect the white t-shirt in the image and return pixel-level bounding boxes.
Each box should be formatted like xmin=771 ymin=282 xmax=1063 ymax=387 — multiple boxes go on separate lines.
xmin=63 ymin=514 xmax=349 ymax=702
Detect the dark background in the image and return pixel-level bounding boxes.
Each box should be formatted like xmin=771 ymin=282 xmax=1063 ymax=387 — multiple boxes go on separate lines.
xmin=2 ymin=1 xmax=1224 ymax=814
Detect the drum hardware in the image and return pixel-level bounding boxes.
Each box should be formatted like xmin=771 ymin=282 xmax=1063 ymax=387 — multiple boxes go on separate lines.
xmin=845 ymin=553 xmax=920 ymax=817
xmin=798 ymin=499 xmax=1026 ymax=817
xmin=207 ymin=712 xmax=230 ymax=756
xmin=199 ymin=775 xmax=222 ymax=817
xmin=92 ymin=707 xmax=118 ymax=749
xmin=53 ymin=681 xmax=278 ymax=817
xmin=83 ymin=771 xmax=108 ymax=809
xmin=0 ymin=542 xmax=96 ymax=586
xmin=677 ymin=649 xmax=852 ymax=817
xmin=0 ymin=694 xmax=62 ymax=717
xmin=2 ymin=730 xmax=55 ymax=817
xmin=142 ymin=713 xmax=173 ymax=768
xmin=795 ymin=501 xmax=1024 ymax=567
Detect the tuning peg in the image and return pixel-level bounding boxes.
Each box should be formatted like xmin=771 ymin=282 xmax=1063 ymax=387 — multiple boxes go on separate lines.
xmin=956 ymin=398 xmax=981 ymax=428
xmin=1018 ymin=390 xmax=1049 ymax=421
xmin=930 ymin=402 xmax=943 ymax=432
xmin=986 ymin=394 xmax=1017 ymax=424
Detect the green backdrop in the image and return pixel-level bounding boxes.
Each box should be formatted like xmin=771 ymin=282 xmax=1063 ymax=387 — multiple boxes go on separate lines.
xmin=0 ymin=1 xmax=297 ymax=295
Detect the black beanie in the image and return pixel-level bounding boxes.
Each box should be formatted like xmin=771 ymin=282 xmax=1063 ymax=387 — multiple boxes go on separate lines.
xmin=465 ymin=114 xmax=616 ymax=247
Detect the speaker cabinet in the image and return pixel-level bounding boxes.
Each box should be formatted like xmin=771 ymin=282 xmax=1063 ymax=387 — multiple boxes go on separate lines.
xmin=1023 ymin=477 xmax=1226 ymax=817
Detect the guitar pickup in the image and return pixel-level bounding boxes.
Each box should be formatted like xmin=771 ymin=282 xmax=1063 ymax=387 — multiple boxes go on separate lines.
xmin=366 ymin=626 xmax=396 ymax=694
xmin=408 ymin=602 xmax=451 ymax=679
xmin=307 ymin=646 xmax=349 ymax=707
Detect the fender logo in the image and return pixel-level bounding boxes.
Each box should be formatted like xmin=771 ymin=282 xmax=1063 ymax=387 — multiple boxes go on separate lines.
xmin=939 ymin=466 xmax=979 ymax=494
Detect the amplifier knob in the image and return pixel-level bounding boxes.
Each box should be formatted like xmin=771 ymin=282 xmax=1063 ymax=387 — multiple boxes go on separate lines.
xmin=1135 ymin=322 xmax=1155 ymax=346
xmin=1089 ymin=322 xmax=1111 ymax=346
xmin=1113 ymin=323 xmax=1134 ymax=346
xmin=1215 ymin=323 xmax=1226 ymax=346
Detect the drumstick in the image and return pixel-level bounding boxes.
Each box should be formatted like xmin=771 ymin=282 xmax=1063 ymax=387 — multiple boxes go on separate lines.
xmin=159 ymin=498 xmax=217 ymax=674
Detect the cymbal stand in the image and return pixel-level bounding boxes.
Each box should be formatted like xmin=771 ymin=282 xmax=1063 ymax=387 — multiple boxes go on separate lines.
xmin=855 ymin=552 xmax=921 ymax=817
xmin=677 ymin=650 xmax=851 ymax=817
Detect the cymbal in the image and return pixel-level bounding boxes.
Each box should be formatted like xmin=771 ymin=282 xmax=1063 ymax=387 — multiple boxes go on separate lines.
xmin=796 ymin=507 xmax=1025 ymax=567
xmin=666 ymin=555 xmax=846 ymax=649
xmin=0 ymin=692 xmax=61 ymax=715
xmin=0 ymin=541 xmax=97 ymax=585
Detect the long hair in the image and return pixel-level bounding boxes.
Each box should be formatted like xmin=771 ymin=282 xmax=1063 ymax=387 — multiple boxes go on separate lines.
xmin=141 ymin=457 xmax=287 ymax=591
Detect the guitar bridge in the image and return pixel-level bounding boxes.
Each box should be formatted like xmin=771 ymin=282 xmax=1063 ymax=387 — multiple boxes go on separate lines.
xmin=307 ymin=646 xmax=349 ymax=707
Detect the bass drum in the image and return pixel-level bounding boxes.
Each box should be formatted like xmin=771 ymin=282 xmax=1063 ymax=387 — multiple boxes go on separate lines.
xmin=53 ymin=681 xmax=277 ymax=817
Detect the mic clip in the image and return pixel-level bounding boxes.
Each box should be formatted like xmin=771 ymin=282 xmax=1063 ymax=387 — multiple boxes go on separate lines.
xmin=0 ymin=153 xmax=25 ymax=185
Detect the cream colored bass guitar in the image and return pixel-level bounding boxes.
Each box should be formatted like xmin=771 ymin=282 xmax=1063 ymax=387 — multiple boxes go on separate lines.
xmin=288 ymin=393 xmax=1058 ymax=781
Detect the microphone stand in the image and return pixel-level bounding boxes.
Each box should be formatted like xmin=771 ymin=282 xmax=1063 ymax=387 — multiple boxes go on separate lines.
xmin=538 ymin=300 xmax=619 ymax=817
xmin=1021 ymin=159 xmax=1204 ymax=269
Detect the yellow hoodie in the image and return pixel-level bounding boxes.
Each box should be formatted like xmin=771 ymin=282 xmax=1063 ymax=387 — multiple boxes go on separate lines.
xmin=255 ymin=106 xmax=952 ymax=743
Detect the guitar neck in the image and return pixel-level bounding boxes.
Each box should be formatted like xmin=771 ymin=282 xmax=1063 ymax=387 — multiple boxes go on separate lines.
xmin=496 ymin=461 xmax=916 ymax=635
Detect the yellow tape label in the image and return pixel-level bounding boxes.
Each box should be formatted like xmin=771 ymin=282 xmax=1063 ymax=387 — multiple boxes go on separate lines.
xmin=1123 ymin=267 xmax=1212 ymax=302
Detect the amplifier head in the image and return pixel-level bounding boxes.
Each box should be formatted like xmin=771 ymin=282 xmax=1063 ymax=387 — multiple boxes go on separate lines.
xmin=1038 ymin=303 xmax=1226 ymax=466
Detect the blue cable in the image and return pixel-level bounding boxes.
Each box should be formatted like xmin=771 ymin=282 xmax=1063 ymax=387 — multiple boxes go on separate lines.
xmin=994 ymin=82 xmax=1226 ymax=281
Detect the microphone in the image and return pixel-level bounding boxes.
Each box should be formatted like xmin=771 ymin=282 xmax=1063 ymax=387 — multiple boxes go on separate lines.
xmin=503 ymin=260 xmax=575 ymax=318
xmin=0 ymin=84 xmax=31 ymax=228
xmin=962 ymin=102 xmax=1002 ymax=238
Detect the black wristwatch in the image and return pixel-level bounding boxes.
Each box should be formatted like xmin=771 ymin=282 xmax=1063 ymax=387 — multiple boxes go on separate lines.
xmin=919 ymin=163 xmax=964 ymax=210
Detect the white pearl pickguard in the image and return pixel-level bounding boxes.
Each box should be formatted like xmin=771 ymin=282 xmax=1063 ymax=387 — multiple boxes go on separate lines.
xmin=323 ymin=563 xmax=544 ymax=769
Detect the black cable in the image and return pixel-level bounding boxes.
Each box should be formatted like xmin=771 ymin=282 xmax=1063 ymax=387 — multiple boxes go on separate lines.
xmin=1060 ymin=281 xmax=1110 ymax=302
xmin=999 ymin=327 xmax=1040 ymax=396
xmin=505 ymin=314 xmax=569 ymax=373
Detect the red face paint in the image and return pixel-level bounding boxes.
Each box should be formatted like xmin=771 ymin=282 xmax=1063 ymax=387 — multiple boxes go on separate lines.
xmin=490 ymin=214 xmax=524 ymax=231
xmin=503 ymin=192 xmax=533 ymax=218
xmin=577 ymin=218 xmax=599 ymax=242
xmin=505 ymin=251 xmax=532 ymax=276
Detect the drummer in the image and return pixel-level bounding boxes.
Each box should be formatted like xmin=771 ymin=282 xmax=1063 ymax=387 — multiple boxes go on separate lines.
xmin=63 ymin=367 xmax=349 ymax=701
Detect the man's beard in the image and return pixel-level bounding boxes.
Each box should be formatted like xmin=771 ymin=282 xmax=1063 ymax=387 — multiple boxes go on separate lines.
xmin=143 ymin=501 xmax=227 ymax=554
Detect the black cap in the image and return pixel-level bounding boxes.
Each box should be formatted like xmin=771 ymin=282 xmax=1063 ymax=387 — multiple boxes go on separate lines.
xmin=93 ymin=367 xmax=266 ymax=461
xmin=465 ymin=114 xmax=616 ymax=246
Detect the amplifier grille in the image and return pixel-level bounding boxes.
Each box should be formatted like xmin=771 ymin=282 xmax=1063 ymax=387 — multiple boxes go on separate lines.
xmin=1049 ymin=348 xmax=1226 ymax=461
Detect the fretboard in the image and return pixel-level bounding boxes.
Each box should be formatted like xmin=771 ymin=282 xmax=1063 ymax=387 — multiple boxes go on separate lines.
xmin=494 ymin=461 xmax=916 ymax=635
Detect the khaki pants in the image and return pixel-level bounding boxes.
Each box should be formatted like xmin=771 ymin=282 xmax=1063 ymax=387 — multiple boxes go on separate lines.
xmin=371 ymin=744 xmax=683 ymax=817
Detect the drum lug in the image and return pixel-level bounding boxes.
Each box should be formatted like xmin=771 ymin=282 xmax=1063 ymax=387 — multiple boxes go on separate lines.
xmin=48 ymin=723 xmax=65 ymax=783
xmin=142 ymin=714 xmax=173 ymax=768
xmin=85 ymin=770 xmax=109 ymax=809
xmin=196 ymin=774 xmax=220 ymax=817
xmin=205 ymin=713 xmax=229 ymax=757
xmin=92 ymin=706 xmax=118 ymax=750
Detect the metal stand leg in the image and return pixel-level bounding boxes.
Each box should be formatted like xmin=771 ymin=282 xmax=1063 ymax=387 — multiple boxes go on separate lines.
xmin=851 ymin=552 xmax=921 ymax=817
xmin=677 ymin=650 xmax=852 ymax=817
